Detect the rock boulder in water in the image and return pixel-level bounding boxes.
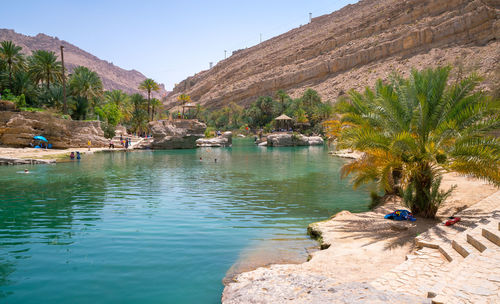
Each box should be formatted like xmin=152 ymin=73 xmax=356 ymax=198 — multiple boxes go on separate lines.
xmin=267 ymin=133 xmax=324 ymax=147
xmin=196 ymin=131 xmax=232 ymax=147
xmin=149 ymin=119 xmax=206 ymax=149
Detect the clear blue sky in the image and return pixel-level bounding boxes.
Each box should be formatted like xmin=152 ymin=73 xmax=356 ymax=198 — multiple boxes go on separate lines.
xmin=2 ymin=0 xmax=357 ymax=90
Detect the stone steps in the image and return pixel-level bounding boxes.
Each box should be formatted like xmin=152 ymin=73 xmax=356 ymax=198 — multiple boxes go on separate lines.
xmin=482 ymin=221 xmax=500 ymax=246
xmin=429 ymin=219 xmax=500 ymax=303
xmin=372 ymin=192 xmax=500 ymax=303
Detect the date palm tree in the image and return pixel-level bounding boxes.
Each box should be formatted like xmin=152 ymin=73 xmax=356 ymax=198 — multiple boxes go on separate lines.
xmin=105 ymin=89 xmax=128 ymax=106
xmin=28 ymin=50 xmax=62 ymax=90
xmin=177 ymin=93 xmax=191 ymax=118
xmin=275 ymin=89 xmax=289 ymax=112
xmin=337 ymin=67 xmax=500 ymax=218
xmin=138 ymin=78 xmax=160 ymax=120
xmin=69 ymin=66 xmax=103 ymax=118
xmin=0 ymin=41 xmax=26 ymax=90
xmin=130 ymin=93 xmax=148 ymax=134
xmin=150 ymin=97 xmax=162 ymax=121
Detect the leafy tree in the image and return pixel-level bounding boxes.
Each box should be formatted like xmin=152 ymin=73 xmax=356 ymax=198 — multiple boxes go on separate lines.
xmin=139 ymin=78 xmax=160 ymax=120
xmin=105 ymin=90 xmax=130 ymax=123
xmin=336 ymin=67 xmax=500 ymax=218
xmin=28 ymin=50 xmax=62 ymax=89
xmin=96 ymin=102 xmax=122 ymax=126
xmin=0 ymin=41 xmax=25 ymax=90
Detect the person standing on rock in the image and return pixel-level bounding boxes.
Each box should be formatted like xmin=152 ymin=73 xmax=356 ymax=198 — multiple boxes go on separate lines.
xmin=87 ymin=140 xmax=91 ymax=151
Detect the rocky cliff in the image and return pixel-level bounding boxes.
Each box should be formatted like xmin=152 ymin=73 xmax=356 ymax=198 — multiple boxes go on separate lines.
xmin=0 ymin=29 xmax=168 ymax=97
xmin=166 ymin=0 xmax=499 ymax=108
xmin=0 ymin=109 xmax=108 ymax=148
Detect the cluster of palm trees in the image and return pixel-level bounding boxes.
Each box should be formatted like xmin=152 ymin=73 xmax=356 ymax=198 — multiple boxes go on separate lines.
xmin=333 ymin=67 xmax=499 ymax=218
xmin=0 ymin=40 xmax=163 ymax=136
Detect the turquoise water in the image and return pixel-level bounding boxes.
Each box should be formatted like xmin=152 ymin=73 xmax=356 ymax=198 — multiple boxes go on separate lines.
xmin=0 ymin=139 xmax=370 ymax=303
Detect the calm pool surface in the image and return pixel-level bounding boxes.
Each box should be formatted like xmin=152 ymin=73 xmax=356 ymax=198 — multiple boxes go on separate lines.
xmin=0 ymin=139 xmax=370 ymax=303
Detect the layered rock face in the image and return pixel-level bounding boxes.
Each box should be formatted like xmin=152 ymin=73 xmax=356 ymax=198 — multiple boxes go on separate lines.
xmin=196 ymin=131 xmax=232 ymax=147
xmin=0 ymin=29 xmax=168 ymax=97
xmin=149 ymin=119 xmax=206 ymax=149
xmin=267 ymin=133 xmax=324 ymax=147
xmin=166 ymin=0 xmax=499 ymax=108
xmin=0 ymin=110 xmax=107 ymax=148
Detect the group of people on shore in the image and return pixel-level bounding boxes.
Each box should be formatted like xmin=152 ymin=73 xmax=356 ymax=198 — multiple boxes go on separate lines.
xmin=108 ymin=135 xmax=132 ymax=149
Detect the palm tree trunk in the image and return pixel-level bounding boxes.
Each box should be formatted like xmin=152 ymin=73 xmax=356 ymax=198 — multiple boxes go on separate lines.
xmin=8 ymin=62 xmax=13 ymax=91
xmin=411 ymin=162 xmax=433 ymax=217
xmin=147 ymin=91 xmax=151 ymax=120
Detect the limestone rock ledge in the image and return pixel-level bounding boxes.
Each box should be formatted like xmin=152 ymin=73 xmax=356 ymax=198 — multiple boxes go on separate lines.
xmin=222 ymin=269 xmax=428 ymax=304
xmin=149 ymin=119 xmax=206 ymax=149
xmin=196 ymin=131 xmax=232 ymax=147
xmin=267 ymin=133 xmax=324 ymax=147
xmin=0 ymin=111 xmax=107 ymax=148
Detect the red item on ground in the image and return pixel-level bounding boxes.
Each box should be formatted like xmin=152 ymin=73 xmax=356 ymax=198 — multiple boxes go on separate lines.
xmin=445 ymin=217 xmax=461 ymax=226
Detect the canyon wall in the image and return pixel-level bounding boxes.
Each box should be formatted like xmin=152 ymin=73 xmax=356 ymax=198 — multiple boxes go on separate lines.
xmin=166 ymin=0 xmax=499 ymax=108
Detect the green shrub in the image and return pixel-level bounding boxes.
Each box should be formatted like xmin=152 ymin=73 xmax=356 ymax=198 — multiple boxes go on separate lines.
xmin=101 ymin=121 xmax=116 ymax=139
xmin=204 ymin=127 xmax=215 ymax=138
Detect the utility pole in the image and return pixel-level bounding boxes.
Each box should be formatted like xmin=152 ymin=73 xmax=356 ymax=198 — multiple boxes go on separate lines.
xmin=309 ymin=13 xmax=312 ymax=23
xmin=209 ymin=62 xmax=213 ymax=69
xmin=60 ymin=45 xmax=67 ymax=114
xmin=224 ymin=50 xmax=227 ymax=59
xmin=260 ymin=33 xmax=262 ymax=43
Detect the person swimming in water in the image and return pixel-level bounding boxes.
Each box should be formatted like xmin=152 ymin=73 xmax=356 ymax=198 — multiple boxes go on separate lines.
xmin=76 ymin=151 xmax=81 ymax=160
xmin=24 ymin=169 xmax=29 ymax=173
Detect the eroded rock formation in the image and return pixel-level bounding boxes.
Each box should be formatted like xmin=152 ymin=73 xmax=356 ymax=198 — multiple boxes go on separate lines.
xmin=196 ymin=131 xmax=232 ymax=147
xmin=166 ymin=0 xmax=499 ymax=108
xmin=149 ymin=119 xmax=206 ymax=149
xmin=267 ymin=133 xmax=324 ymax=147
xmin=0 ymin=110 xmax=108 ymax=148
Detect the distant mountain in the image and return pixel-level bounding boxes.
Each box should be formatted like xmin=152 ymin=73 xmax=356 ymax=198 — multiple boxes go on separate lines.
xmin=166 ymin=0 xmax=499 ymax=109
xmin=0 ymin=29 xmax=168 ymax=98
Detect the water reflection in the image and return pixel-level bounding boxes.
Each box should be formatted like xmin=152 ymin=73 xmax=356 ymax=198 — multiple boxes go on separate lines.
xmin=0 ymin=139 xmax=370 ymax=303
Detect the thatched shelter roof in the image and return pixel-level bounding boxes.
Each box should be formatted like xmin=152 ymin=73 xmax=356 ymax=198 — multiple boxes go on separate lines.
xmin=275 ymin=114 xmax=292 ymax=120
xmin=183 ymin=102 xmax=197 ymax=108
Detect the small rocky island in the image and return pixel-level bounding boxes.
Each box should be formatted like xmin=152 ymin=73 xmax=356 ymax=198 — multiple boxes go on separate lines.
xmin=264 ymin=133 xmax=324 ymax=147
xmin=196 ymin=131 xmax=232 ymax=147
xmin=148 ymin=119 xmax=207 ymax=149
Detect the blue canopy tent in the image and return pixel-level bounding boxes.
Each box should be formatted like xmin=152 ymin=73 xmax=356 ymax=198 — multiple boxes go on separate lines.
xmin=33 ymin=135 xmax=48 ymax=142
xmin=33 ymin=135 xmax=50 ymax=148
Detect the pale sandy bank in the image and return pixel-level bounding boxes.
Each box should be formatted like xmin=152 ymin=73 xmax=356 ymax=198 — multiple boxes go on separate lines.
xmin=222 ymin=173 xmax=498 ymax=303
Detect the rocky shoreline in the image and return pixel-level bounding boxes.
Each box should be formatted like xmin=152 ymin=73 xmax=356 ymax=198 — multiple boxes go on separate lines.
xmin=222 ymin=173 xmax=499 ymax=303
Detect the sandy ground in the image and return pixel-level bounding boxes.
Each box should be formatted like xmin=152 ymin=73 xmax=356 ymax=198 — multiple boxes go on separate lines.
xmin=0 ymin=146 xmax=125 ymax=160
